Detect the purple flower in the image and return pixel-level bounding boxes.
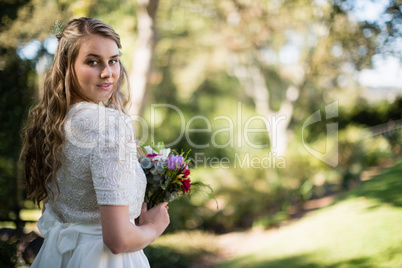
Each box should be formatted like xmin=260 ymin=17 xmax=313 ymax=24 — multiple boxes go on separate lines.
xmin=167 ymin=155 xmax=186 ymax=171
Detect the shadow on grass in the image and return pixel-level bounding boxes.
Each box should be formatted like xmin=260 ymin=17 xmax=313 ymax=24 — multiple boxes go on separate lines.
xmin=145 ymin=245 xmax=193 ymax=268
xmin=335 ymin=159 xmax=402 ymax=207
xmin=214 ymin=252 xmax=375 ymax=268
xmin=145 ymin=244 xmax=219 ymax=268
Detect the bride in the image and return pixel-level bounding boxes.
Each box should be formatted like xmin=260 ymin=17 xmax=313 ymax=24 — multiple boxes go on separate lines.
xmin=20 ymin=17 xmax=170 ymax=267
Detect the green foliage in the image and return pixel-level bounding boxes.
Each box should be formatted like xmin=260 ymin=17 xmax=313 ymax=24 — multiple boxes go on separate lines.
xmin=0 ymin=237 xmax=18 ymax=268
xmin=146 ymin=0 xmax=400 ymax=235
xmin=0 ymin=46 xmax=36 ymax=221
xmin=145 ymin=245 xmax=193 ymax=268
xmin=164 ymin=121 xmax=395 ymax=233
xmin=337 ymin=125 xmax=392 ymax=172
xmin=339 ymin=97 xmax=402 ymax=129
xmin=0 ymin=0 xmax=69 ymax=48
xmin=252 ymin=210 xmax=288 ymax=229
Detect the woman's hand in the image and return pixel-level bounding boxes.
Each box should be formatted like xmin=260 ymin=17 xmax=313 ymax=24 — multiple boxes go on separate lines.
xmin=138 ymin=202 xmax=170 ymax=240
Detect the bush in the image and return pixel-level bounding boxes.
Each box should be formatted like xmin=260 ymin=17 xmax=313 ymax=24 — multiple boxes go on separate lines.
xmin=0 ymin=237 xmax=17 ymax=268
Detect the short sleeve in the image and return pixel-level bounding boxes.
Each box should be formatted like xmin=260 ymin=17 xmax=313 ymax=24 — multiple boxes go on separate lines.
xmin=89 ymin=108 xmax=139 ymax=206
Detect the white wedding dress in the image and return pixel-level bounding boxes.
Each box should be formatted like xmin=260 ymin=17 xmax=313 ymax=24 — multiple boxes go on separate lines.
xmin=31 ymin=102 xmax=149 ymax=268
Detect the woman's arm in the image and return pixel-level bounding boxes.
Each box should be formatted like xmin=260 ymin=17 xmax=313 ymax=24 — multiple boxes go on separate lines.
xmin=100 ymin=202 xmax=169 ymax=254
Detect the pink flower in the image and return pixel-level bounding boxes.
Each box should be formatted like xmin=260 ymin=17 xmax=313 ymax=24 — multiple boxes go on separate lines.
xmin=183 ymin=168 xmax=190 ymax=178
xmin=180 ymin=178 xmax=191 ymax=194
xmin=146 ymin=153 xmax=158 ymax=158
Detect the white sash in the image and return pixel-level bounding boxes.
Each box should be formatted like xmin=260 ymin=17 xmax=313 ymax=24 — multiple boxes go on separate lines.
xmin=32 ymin=204 xmax=103 ymax=267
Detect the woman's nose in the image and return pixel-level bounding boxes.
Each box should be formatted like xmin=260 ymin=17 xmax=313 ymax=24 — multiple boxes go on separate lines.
xmin=100 ymin=65 xmax=111 ymax=78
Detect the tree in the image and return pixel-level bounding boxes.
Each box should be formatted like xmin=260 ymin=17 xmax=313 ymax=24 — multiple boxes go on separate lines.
xmin=128 ymin=0 xmax=159 ymax=117
xmin=334 ymin=0 xmax=402 ymax=57
xmin=149 ymin=0 xmax=384 ymax=156
xmin=0 ymin=0 xmax=48 ymax=232
xmin=214 ymin=0 xmax=382 ymax=156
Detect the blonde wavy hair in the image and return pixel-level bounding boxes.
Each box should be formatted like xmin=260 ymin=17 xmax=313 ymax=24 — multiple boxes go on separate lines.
xmin=20 ymin=17 xmax=130 ymax=206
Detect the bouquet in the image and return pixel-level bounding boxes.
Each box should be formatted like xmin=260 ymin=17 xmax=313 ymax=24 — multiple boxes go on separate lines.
xmin=139 ymin=143 xmax=214 ymax=209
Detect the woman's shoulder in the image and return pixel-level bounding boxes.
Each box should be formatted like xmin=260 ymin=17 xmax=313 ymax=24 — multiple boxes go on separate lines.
xmin=65 ymin=102 xmax=131 ymax=145
xmin=68 ymin=102 xmax=130 ymax=125
xmin=69 ymin=101 xmax=122 ymax=117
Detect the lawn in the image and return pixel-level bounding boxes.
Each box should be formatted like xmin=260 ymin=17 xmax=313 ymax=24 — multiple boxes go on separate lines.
xmin=215 ymin=158 xmax=402 ymax=268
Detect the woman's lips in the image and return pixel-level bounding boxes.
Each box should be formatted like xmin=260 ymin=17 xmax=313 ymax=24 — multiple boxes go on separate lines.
xmin=97 ymin=83 xmax=112 ymax=91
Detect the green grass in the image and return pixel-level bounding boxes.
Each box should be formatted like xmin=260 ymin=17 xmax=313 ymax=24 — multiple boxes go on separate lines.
xmin=145 ymin=231 xmax=221 ymax=268
xmin=215 ymin=158 xmax=402 ymax=268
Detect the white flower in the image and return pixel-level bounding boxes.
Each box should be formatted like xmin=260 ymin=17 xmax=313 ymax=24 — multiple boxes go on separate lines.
xmin=144 ymin=145 xmax=156 ymax=155
xmin=153 ymin=155 xmax=166 ymax=162
xmin=153 ymin=148 xmax=171 ymax=162
xmin=159 ymin=148 xmax=171 ymax=157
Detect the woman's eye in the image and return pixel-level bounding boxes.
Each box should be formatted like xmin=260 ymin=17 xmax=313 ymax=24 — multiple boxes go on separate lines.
xmin=110 ymin=59 xmax=118 ymax=65
xmin=88 ymin=60 xmax=98 ymax=66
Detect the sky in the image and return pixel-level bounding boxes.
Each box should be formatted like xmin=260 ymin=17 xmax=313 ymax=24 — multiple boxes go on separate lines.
xmin=359 ymin=55 xmax=402 ymax=89
xmin=350 ymin=0 xmax=402 ymax=89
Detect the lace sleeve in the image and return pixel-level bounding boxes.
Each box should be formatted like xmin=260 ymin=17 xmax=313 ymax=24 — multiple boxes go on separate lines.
xmin=89 ymin=108 xmax=138 ymax=206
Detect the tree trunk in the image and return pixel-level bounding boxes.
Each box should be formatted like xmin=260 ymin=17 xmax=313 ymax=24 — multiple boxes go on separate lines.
xmin=231 ymin=58 xmax=298 ymax=156
xmin=127 ymin=0 xmax=159 ymax=118
xmin=15 ymin=161 xmax=24 ymax=235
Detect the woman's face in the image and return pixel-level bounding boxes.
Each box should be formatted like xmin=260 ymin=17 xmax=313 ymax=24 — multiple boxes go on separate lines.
xmin=73 ymin=34 xmax=120 ymax=104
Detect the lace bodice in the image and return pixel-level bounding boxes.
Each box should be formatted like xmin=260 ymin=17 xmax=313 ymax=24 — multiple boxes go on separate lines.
xmin=48 ymin=102 xmax=146 ymax=224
